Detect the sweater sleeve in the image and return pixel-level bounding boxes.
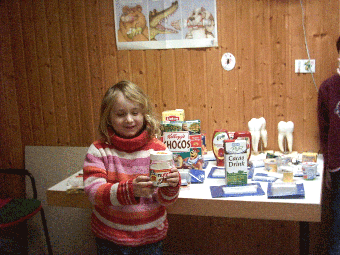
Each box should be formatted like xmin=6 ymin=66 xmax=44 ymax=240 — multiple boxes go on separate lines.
xmin=318 ymin=84 xmax=330 ymax=169
xmin=155 ymin=174 xmax=181 ymax=206
xmin=83 ymin=143 xmax=138 ymax=206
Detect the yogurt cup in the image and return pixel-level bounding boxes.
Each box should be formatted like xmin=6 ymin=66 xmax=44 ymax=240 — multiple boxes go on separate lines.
xmin=302 ymin=162 xmax=318 ymax=180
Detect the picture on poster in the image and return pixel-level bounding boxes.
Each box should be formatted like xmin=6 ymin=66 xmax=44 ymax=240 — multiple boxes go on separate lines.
xmin=114 ymin=0 xmax=218 ymax=50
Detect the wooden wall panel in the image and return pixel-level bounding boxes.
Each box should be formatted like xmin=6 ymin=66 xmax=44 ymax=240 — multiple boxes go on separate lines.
xmin=1 ymin=0 xmax=340 ymax=167
xmin=206 ymin=47 xmax=222 ymax=135
xmin=165 ymin=215 xmax=300 ymax=255
xmin=0 ymin=1 xmax=24 ymax=168
xmin=1 ymin=1 xmax=339 ymax=253
xmin=20 ymin=0 xmax=45 ymax=146
xmin=289 ymin=0 xmax=305 ymax=153
xmin=33 ymin=0 xmax=59 ymax=146
xmin=160 ymin=50 xmax=176 ymax=111
xmin=59 ymin=0 xmax=82 ymax=145
xmin=145 ymin=50 xmax=162 ymax=117
xmin=46 ymin=0 xmax=71 ymax=146
xmin=9 ymin=1 xmax=34 ymax=148
xmin=84 ymin=0 xmax=106 ymax=136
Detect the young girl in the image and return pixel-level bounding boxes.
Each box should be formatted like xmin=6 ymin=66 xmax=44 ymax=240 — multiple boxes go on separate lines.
xmin=83 ymin=80 xmax=180 ymax=255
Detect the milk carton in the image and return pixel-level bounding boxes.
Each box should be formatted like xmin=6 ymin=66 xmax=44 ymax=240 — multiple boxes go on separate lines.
xmin=224 ymin=139 xmax=248 ymax=186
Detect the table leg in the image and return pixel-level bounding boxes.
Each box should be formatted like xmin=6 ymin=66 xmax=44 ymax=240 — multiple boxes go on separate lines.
xmin=300 ymin=221 xmax=309 ymax=255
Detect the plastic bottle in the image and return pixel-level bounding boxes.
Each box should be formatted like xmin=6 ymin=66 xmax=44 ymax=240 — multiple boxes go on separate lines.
xmin=212 ymin=129 xmax=229 ymax=166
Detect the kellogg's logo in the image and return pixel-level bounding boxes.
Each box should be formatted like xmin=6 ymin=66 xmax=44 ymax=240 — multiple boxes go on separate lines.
xmin=163 ymin=131 xmax=190 ymax=152
xmin=166 ymin=133 xmax=186 ymax=140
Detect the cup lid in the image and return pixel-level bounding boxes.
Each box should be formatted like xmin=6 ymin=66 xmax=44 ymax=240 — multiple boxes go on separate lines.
xmin=150 ymin=151 xmax=173 ymax=160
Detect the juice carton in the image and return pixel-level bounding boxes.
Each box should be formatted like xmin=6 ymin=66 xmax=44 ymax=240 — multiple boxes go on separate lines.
xmin=224 ymin=139 xmax=248 ymax=186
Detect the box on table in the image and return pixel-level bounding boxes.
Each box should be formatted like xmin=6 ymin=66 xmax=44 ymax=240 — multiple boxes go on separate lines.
xmin=302 ymin=152 xmax=318 ymax=163
xmin=162 ymin=109 xmax=185 ymax=122
xmin=161 ymin=120 xmax=201 ymax=135
xmin=224 ymin=139 xmax=248 ymax=186
xmin=160 ymin=131 xmax=204 ymax=170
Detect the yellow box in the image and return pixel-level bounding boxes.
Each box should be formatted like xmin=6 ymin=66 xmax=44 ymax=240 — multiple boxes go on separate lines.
xmin=162 ymin=109 xmax=185 ymax=122
xmin=302 ymin=152 xmax=317 ymax=163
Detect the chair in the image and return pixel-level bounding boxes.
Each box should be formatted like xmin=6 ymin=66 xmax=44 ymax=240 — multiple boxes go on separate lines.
xmin=0 ymin=169 xmax=53 ymax=254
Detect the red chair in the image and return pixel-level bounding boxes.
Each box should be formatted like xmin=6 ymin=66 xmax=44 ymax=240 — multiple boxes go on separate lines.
xmin=0 ymin=169 xmax=53 ymax=254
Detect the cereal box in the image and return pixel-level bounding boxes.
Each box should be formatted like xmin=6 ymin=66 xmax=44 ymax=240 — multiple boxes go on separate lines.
xmin=161 ymin=131 xmax=204 ymax=170
xmin=161 ymin=120 xmax=201 ymax=135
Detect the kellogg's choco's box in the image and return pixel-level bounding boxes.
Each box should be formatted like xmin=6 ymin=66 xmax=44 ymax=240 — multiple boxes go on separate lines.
xmin=160 ymin=130 xmax=204 ymax=170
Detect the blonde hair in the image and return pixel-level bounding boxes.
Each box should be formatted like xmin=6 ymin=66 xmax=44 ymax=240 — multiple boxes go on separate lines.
xmin=98 ymin=80 xmax=160 ymax=142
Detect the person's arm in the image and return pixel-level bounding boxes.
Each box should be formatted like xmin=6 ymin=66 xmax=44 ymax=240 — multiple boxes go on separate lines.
xmin=318 ymin=85 xmax=330 ymax=168
xmin=83 ymin=143 xmax=139 ymax=206
xmin=155 ymin=167 xmax=181 ymax=206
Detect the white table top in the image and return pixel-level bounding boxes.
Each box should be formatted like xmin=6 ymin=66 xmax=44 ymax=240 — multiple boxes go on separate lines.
xmin=47 ymin=153 xmax=324 ymax=222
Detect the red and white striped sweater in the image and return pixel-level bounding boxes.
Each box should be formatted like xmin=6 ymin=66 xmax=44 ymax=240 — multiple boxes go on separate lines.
xmin=83 ymin=131 xmax=180 ymax=246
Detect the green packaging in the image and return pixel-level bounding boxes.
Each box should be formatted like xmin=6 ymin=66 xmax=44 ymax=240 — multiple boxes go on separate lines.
xmin=224 ymin=139 xmax=248 ymax=186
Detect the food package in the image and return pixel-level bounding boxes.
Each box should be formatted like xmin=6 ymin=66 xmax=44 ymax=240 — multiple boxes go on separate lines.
xmin=224 ymin=139 xmax=248 ymax=186
xmin=302 ymin=152 xmax=318 ymax=163
xmin=160 ymin=131 xmax=204 ymax=170
xmin=162 ymin=109 xmax=185 ymax=121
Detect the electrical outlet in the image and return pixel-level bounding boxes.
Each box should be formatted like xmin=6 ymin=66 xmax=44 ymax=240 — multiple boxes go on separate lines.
xmin=295 ymin=59 xmax=315 ymax=73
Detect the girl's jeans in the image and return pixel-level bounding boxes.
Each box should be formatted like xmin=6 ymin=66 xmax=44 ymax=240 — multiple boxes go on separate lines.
xmin=96 ymin=237 xmax=163 ymax=255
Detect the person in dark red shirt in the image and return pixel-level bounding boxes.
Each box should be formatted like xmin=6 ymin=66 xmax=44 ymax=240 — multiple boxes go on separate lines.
xmin=318 ymin=36 xmax=340 ymax=254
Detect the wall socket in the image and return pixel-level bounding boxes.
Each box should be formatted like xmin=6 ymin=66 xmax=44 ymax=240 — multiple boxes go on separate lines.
xmin=295 ymin=59 xmax=315 ymax=73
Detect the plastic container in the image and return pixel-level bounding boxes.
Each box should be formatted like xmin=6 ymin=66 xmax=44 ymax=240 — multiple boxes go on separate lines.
xmin=277 ymin=155 xmax=292 ymax=173
xmin=150 ymin=151 xmax=174 ymax=187
xmin=282 ymin=166 xmax=294 ymax=182
xmin=302 ymin=162 xmax=318 ymax=180
xmin=212 ymin=129 xmax=229 ymax=166
xmin=179 ymin=169 xmax=191 ymax=186
xmin=264 ymin=158 xmax=277 ymax=172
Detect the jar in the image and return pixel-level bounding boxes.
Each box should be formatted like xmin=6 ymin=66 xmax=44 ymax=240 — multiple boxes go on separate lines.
xmin=277 ymin=155 xmax=292 ymax=173
xmin=150 ymin=151 xmax=174 ymax=187
xmin=264 ymin=158 xmax=277 ymax=172
xmin=302 ymin=162 xmax=318 ymax=180
xmin=281 ymin=166 xmax=294 ymax=182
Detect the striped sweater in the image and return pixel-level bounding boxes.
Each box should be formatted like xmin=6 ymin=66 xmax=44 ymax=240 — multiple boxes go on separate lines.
xmin=83 ymin=130 xmax=180 ymax=247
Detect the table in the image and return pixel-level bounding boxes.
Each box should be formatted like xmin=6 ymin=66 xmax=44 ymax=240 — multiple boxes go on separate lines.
xmin=46 ymin=153 xmax=324 ymax=254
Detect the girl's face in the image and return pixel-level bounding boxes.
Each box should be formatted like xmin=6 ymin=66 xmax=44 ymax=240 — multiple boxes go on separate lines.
xmin=109 ymin=91 xmax=145 ymax=138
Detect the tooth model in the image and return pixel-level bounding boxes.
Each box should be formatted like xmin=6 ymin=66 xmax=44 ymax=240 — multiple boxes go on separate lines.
xmin=248 ymin=117 xmax=268 ymax=154
xmin=277 ymin=121 xmax=294 ymax=153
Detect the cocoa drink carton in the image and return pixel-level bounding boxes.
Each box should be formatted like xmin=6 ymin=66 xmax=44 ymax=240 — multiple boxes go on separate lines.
xmin=224 ymin=139 xmax=248 ymax=186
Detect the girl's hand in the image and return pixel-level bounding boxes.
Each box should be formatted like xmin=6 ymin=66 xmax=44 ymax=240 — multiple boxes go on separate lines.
xmin=132 ymin=175 xmax=155 ymax=197
xmin=166 ymin=168 xmax=180 ymax=187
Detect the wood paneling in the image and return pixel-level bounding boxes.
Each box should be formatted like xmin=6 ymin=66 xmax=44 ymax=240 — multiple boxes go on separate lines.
xmin=165 ymin=215 xmax=301 ymax=255
xmin=1 ymin=0 xmax=339 ymax=167
xmin=2 ymin=2 xmax=337 ymax=253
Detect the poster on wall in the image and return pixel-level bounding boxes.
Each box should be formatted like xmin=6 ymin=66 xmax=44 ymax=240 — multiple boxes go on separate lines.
xmin=113 ymin=0 xmax=218 ymax=50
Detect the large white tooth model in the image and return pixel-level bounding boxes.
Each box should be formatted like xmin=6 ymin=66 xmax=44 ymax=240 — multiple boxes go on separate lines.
xmin=277 ymin=121 xmax=294 ymax=153
xmin=248 ymin=117 xmax=268 ymax=154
